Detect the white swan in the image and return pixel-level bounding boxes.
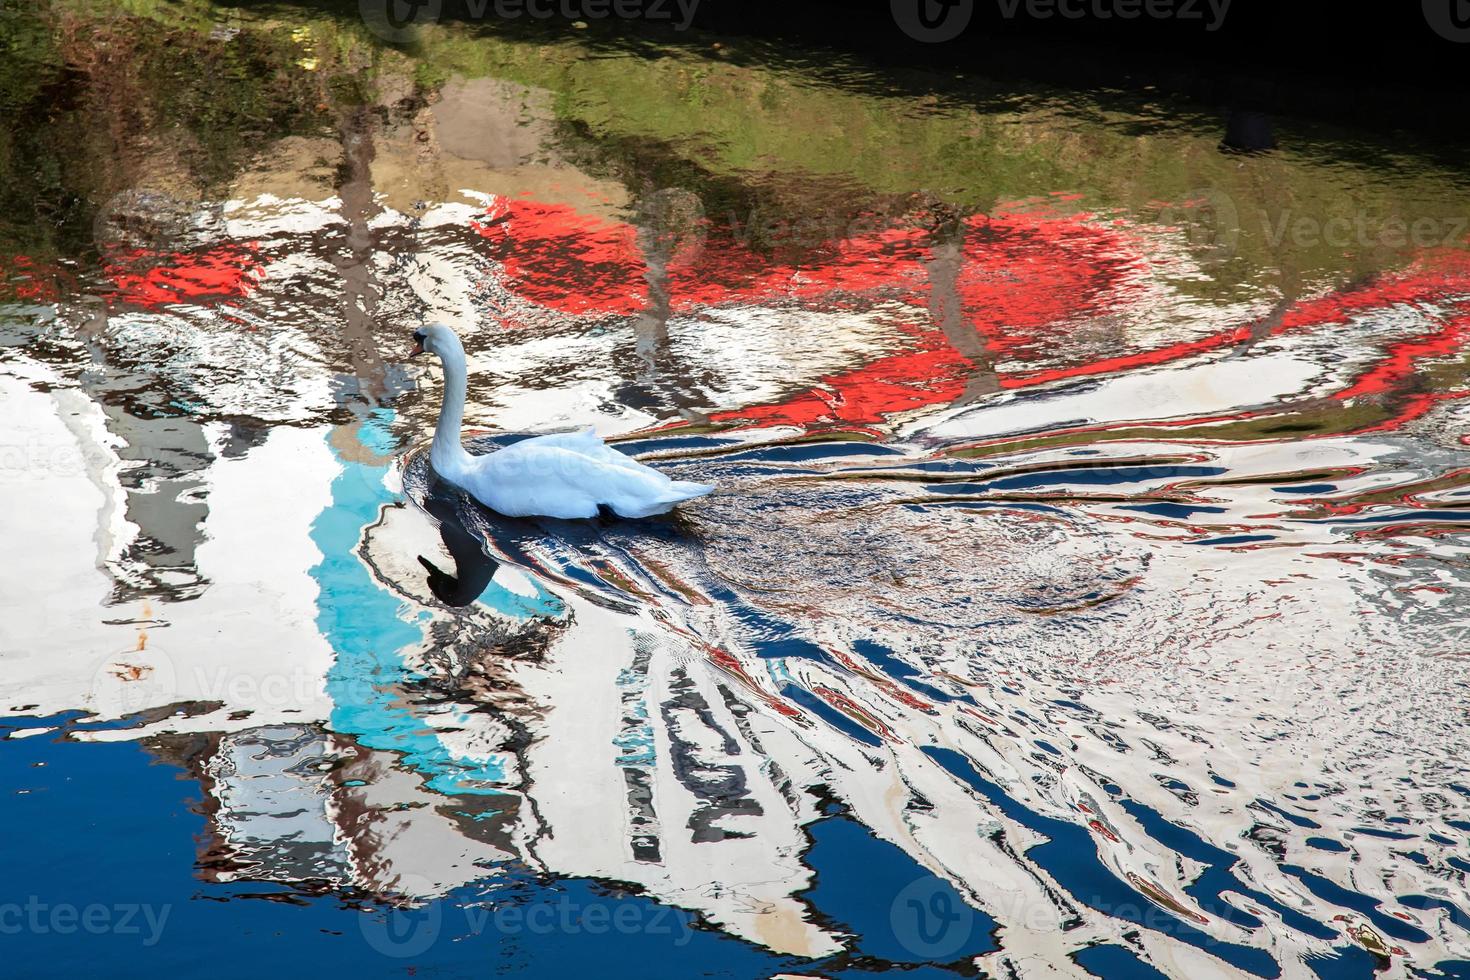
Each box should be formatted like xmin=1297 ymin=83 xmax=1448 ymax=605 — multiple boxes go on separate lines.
xmin=411 ymin=324 xmax=715 ymax=519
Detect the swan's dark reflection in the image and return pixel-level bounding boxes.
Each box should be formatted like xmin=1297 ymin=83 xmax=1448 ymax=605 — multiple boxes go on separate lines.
xmin=417 ymin=486 xmax=501 ymax=606
xmin=411 ymin=432 xmax=574 ymax=608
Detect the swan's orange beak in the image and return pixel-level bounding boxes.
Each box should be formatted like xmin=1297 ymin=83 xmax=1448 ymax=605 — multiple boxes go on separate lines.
xmin=410 ymin=329 xmax=426 ymax=357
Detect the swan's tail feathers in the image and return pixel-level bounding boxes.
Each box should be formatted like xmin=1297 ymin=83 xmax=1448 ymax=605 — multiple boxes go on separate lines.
xmin=669 ymin=480 xmax=716 ymax=501
xmin=610 ymin=480 xmax=715 ymax=518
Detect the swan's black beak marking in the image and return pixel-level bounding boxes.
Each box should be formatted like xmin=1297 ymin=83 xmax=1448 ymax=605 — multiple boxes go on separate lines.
xmin=410 ymin=328 xmax=426 ymax=357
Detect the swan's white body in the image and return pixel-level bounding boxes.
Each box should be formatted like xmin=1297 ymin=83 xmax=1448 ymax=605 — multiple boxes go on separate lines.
xmin=417 ymin=325 xmax=714 ymax=519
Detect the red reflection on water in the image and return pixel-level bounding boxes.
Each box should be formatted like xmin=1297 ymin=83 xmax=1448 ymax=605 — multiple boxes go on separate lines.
xmin=711 ymin=325 xmax=968 ymax=433
xmin=473 ymin=199 xmax=646 ymax=317
xmin=472 ymin=196 xmax=1470 ymax=437
xmin=103 ymin=243 xmax=264 ymax=310
xmin=0 ymin=255 xmax=73 ymax=303
xmin=473 ymin=200 xmax=1153 ymax=428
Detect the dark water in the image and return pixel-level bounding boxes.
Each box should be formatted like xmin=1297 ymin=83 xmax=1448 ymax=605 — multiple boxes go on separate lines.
xmin=3 ymin=3 xmax=1470 ymax=977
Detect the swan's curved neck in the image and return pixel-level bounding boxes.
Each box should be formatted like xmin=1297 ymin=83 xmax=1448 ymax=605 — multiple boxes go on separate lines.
xmin=430 ymin=344 xmax=473 ymax=477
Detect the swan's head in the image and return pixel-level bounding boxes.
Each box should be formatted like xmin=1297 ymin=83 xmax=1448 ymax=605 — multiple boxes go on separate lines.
xmin=410 ymin=323 xmax=463 ymax=361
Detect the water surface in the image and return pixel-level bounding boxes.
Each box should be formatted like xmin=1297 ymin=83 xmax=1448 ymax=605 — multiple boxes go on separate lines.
xmin=3 ymin=4 xmax=1470 ymax=978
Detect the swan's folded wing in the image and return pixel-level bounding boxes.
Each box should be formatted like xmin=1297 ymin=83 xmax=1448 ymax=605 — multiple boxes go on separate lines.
xmin=465 ymin=442 xmax=712 ymax=519
xmin=515 ymin=427 xmax=649 ymax=473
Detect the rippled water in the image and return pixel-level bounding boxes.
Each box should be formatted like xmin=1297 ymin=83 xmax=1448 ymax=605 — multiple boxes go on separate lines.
xmin=4 ymin=3 xmax=1470 ymax=978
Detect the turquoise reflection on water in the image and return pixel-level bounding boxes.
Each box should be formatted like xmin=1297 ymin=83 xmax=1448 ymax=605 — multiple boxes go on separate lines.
xmin=311 ymin=409 xmax=558 ymax=796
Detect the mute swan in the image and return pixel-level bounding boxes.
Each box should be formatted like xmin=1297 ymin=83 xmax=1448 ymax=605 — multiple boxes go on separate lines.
xmin=410 ymin=324 xmax=715 ymax=519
